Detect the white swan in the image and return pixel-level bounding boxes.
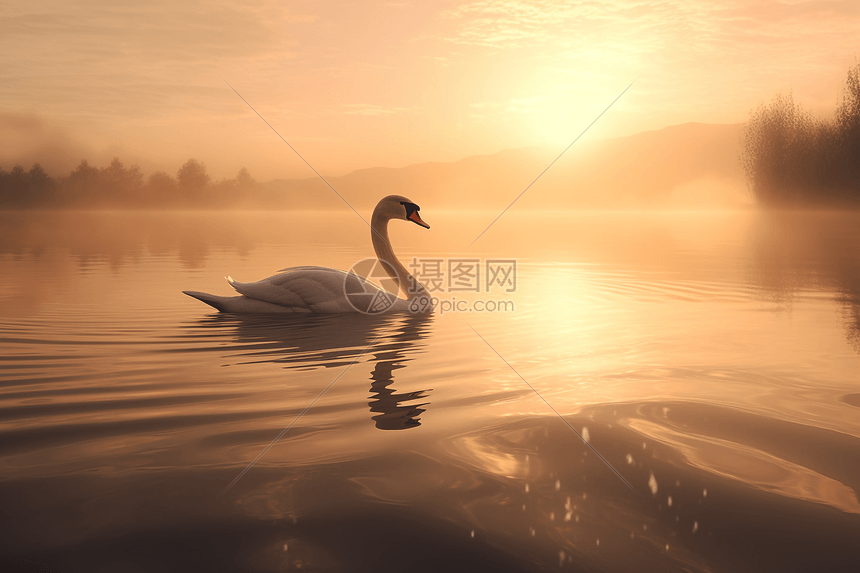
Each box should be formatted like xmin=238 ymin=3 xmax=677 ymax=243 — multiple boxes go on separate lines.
xmin=183 ymin=195 xmax=431 ymax=313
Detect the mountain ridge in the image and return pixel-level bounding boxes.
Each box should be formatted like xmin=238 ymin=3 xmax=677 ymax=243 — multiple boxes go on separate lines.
xmin=263 ymin=122 xmax=747 ymax=209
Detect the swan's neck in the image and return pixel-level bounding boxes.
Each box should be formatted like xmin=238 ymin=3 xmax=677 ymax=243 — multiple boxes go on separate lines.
xmin=371 ymin=213 xmax=428 ymax=301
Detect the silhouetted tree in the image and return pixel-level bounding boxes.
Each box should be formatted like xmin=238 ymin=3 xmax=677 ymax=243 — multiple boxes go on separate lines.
xmin=144 ymin=171 xmax=179 ymax=207
xmin=3 ymin=165 xmax=29 ymax=207
xmin=741 ymin=63 xmax=860 ymax=206
xmin=64 ymin=160 xmax=101 ymax=205
xmin=100 ymin=158 xmax=143 ymax=204
xmin=0 ymin=163 xmax=58 ymax=208
xmin=836 ymin=64 xmax=860 ymax=186
xmin=28 ymin=163 xmax=50 ymax=188
xmin=210 ymin=167 xmax=259 ymax=206
xmin=0 ymin=157 xmax=269 ymax=209
xmin=236 ymin=167 xmax=253 ymax=188
xmin=27 ymin=163 xmax=56 ymax=205
xmin=177 ymin=159 xmax=210 ymax=203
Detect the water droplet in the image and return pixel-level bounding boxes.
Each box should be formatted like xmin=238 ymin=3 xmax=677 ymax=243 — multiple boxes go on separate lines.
xmin=626 ymin=454 xmax=633 ymax=465
xmin=582 ymin=427 xmax=590 ymax=443
xmin=648 ymin=472 xmax=658 ymax=496
xmin=550 ymin=512 xmax=555 ymax=521
xmin=522 ymin=504 xmax=526 ymax=511
xmin=283 ymin=543 xmax=289 ymax=552
xmin=582 ymin=492 xmax=587 ymax=500
xmin=575 ymin=514 xmax=580 ymax=523
xmin=555 ymin=479 xmax=561 ymax=491
xmin=565 ymin=496 xmax=571 ymax=510
xmin=643 ymin=524 xmax=648 ymax=531
xmin=564 ymin=511 xmax=572 ymax=522
xmin=675 ymin=480 xmax=680 ymax=487
xmin=703 ymin=488 xmax=708 ymax=498
xmin=596 ymin=538 xmax=600 ymax=546
xmin=530 ymin=527 xmax=536 ymax=537
xmin=525 ymin=483 xmax=529 ymax=493
xmin=559 ymin=551 xmax=566 ymax=566
xmin=667 ymin=495 xmax=673 ymax=507
xmin=665 ymin=544 xmax=670 ymax=551
xmin=471 ymin=530 xmax=475 ymax=538
xmin=692 ymin=521 xmax=698 ymax=533
xmin=642 ymin=442 xmax=647 ymax=449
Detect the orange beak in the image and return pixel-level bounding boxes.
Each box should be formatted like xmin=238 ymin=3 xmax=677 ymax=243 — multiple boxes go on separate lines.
xmin=409 ymin=211 xmax=430 ymax=229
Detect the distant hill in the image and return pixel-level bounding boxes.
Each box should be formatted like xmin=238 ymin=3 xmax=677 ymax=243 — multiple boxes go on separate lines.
xmin=265 ymin=122 xmax=748 ymax=210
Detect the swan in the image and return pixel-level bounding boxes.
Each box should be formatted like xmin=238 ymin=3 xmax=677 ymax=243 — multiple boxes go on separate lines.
xmin=183 ymin=195 xmax=431 ymax=313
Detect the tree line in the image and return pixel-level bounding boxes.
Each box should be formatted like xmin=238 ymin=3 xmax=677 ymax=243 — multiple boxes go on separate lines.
xmin=0 ymin=158 xmax=267 ymax=209
xmin=741 ymin=63 xmax=860 ymax=207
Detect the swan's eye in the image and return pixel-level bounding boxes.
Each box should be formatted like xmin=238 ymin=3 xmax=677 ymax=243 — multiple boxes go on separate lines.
xmin=400 ymin=201 xmax=420 ymax=217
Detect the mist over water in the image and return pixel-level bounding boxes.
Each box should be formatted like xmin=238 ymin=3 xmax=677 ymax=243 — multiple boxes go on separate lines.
xmin=1 ymin=209 xmax=859 ymax=572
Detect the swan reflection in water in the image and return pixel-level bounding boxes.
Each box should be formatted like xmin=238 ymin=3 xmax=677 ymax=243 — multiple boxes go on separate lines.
xmin=367 ymin=323 xmax=431 ymax=430
xmin=187 ymin=312 xmax=433 ymax=429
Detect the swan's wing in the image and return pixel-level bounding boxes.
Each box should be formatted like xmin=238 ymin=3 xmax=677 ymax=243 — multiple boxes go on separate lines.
xmin=227 ymin=267 xmax=371 ymax=312
xmin=276 ymin=265 xmax=339 ymax=273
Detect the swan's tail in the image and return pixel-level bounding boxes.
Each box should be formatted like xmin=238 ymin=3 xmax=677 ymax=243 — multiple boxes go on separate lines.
xmin=182 ymin=290 xmax=231 ymax=312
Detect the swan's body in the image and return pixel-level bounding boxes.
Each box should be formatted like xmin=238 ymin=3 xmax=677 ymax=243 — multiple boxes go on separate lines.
xmin=183 ymin=195 xmax=431 ymax=314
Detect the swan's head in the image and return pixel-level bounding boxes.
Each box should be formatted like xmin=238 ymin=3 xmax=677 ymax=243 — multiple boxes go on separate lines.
xmin=376 ymin=195 xmax=430 ymax=229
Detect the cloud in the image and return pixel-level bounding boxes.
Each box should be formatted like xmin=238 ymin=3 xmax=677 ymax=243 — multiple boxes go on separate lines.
xmin=438 ymin=1 xmax=860 ymax=68
xmin=341 ymin=103 xmax=409 ymax=116
xmin=0 ymin=1 xmax=311 ymax=122
xmin=437 ymin=0 xmax=860 ymax=120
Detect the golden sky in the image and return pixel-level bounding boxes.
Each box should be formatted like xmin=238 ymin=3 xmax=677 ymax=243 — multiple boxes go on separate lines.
xmin=2 ymin=0 xmax=859 ymax=180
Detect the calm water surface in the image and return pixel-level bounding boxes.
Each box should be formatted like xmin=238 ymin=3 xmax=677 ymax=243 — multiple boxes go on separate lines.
xmin=1 ymin=210 xmax=859 ymax=572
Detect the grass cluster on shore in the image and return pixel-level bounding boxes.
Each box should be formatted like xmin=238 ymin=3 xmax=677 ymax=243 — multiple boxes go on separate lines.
xmin=741 ymin=64 xmax=860 ymax=207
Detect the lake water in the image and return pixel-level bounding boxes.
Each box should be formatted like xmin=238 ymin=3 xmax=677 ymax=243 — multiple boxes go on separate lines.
xmin=1 ymin=209 xmax=859 ymax=572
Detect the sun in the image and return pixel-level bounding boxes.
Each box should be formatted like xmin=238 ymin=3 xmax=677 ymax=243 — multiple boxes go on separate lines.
xmin=505 ymin=81 xmax=634 ymax=148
